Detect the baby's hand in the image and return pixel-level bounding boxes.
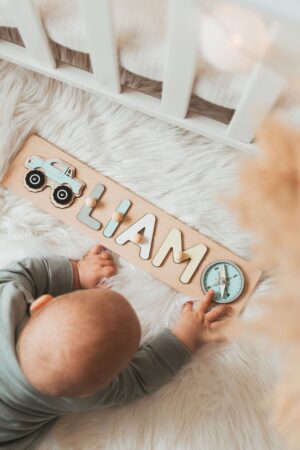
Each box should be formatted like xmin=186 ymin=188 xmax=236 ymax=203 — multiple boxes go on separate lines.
xmin=171 ymin=291 xmax=231 ymax=352
xmin=72 ymin=245 xmax=116 ymax=289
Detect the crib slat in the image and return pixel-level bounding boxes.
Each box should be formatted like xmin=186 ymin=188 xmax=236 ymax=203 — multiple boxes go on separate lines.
xmin=0 ymin=39 xmax=258 ymax=154
xmin=161 ymin=0 xmax=198 ymax=118
xmin=8 ymin=0 xmax=56 ymax=68
xmin=225 ymin=23 xmax=300 ymax=143
xmin=81 ymin=0 xmax=120 ymax=94
xmin=226 ymin=63 xmax=286 ymax=143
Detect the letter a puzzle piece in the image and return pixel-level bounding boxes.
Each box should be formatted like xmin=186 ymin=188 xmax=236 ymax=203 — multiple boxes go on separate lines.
xmin=116 ymin=213 xmax=156 ymax=260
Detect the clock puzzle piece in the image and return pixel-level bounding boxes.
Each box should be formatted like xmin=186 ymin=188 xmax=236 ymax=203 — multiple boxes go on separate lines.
xmin=201 ymin=260 xmax=245 ymax=304
xmin=2 ymin=135 xmax=262 ymax=316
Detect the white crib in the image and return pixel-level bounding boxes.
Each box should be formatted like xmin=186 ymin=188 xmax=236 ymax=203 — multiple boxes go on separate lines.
xmin=0 ymin=0 xmax=299 ymax=154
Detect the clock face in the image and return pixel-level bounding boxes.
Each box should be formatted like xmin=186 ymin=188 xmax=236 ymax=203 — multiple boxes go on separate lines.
xmin=200 ymin=260 xmax=245 ymax=303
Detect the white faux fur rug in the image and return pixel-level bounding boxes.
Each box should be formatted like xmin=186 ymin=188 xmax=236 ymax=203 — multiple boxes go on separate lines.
xmin=0 ymin=61 xmax=286 ymax=450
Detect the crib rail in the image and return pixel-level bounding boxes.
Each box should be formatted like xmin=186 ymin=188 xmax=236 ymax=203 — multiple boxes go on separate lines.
xmin=0 ymin=0 xmax=296 ymax=153
xmin=230 ymin=0 xmax=300 ymax=24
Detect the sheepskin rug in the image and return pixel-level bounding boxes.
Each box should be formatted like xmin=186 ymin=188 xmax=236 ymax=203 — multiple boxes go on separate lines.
xmin=0 ymin=60 xmax=286 ymax=450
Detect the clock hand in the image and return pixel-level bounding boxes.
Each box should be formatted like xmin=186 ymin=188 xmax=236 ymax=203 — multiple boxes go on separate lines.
xmin=208 ymin=273 xmax=238 ymax=289
xmin=227 ymin=274 xmax=238 ymax=281
xmin=219 ymin=264 xmax=227 ymax=299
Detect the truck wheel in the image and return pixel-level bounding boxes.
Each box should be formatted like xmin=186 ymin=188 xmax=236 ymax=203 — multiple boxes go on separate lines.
xmin=51 ymin=185 xmax=74 ymax=207
xmin=24 ymin=169 xmax=45 ymax=191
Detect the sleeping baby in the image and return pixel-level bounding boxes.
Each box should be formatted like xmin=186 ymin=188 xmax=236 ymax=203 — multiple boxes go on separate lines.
xmin=0 ymin=244 xmax=230 ymax=449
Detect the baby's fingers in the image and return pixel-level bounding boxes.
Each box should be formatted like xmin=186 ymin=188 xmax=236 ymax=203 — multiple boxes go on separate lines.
xmin=95 ymin=262 xmax=116 ymax=276
xmin=205 ymin=305 xmax=232 ymax=324
xmin=98 ymin=260 xmax=115 ymax=268
xmin=209 ymin=320 xmax=227 ymax=331
xmin=98 ymin=251 xmax=113 ymax=261
xmin=102 ymin=266 xmax=116 ymax=277
xmin=86 ymin=244 xmax=104 ymax=256
xmin=197 ymin=290 xmax=215 ymax=316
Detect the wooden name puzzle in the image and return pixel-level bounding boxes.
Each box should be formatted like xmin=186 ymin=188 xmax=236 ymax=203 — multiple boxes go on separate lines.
xmin=2 ymin=135 xmax=262 ymax=316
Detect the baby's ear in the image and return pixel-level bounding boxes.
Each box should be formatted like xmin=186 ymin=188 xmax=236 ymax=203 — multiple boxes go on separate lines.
xmin=30 ymin=294 xmax=53 ymax=314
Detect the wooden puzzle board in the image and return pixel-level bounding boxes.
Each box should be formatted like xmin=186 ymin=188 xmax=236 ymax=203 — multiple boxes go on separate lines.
xmin=2 ymin=135 xmax=262 ymax=316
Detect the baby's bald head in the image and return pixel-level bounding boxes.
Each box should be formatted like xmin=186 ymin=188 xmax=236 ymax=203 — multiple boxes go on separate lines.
xmin=17 ymin=289 xmax=141 ymax=397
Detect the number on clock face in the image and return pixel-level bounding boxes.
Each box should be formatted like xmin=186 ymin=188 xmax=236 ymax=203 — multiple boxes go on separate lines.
xmin=200 ymin=260 xmax=245 ymax=303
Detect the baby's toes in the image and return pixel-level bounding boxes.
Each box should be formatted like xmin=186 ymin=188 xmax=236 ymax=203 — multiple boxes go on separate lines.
xmin=205 ymin=305 xmax=232 ymax=326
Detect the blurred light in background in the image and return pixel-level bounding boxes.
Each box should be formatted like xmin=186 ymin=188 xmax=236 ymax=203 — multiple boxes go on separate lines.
xmin=198 ymin=3 xmax=270 ymax=72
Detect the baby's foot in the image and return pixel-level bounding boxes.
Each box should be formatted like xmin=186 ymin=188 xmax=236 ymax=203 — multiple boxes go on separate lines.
xmin=76 ymin=244 xmax=117 ymax=289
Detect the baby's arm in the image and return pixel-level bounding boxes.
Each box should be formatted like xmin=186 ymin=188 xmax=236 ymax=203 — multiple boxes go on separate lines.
xmin=105 ymin=328 xmax=191 ymax=405
xmin=0 ymin=256 xmax=73 ymax=307
xmin=93 ymin=291 xmax=230 ymax=407
xmin=0 ymin=245 xmax=115 ymax=310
